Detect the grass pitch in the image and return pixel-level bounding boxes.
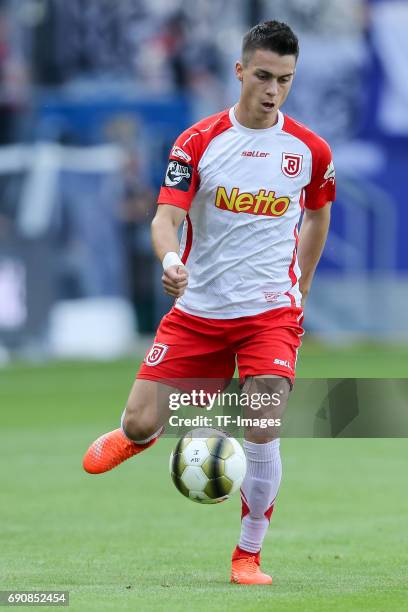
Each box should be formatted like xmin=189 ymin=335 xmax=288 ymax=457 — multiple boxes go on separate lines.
xmin=0 ymin=343 xmax=407 ymax=611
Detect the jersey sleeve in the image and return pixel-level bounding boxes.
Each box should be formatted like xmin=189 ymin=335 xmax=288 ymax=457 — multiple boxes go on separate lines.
xmin=157 ymin=130 xmax=201 ymax=211
xmin=304 ymin=139 xmax=336 ymax=210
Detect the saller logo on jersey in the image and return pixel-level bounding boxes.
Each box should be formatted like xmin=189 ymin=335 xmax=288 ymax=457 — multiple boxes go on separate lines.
xmin=145 ymin=343 xmax=169 ymax=366
xmin=281 ymin=153 xmax=303 ymax=178
xmin=164 ymin=161 xmax=192 ymax=191
xmin=215 ymin=186 xmax=290 ymax=217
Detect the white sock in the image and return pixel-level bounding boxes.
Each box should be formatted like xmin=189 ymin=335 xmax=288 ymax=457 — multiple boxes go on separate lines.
xmin=239 ymin=439 xmax=282 ymax=554
xmin=120 ymin=409 xmax=163 ymax=444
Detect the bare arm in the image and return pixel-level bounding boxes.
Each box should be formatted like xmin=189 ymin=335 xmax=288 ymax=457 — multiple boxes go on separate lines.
xmin=297 ymin=203 xmax=331 ymax=307
xmin=151 ymin=204 xmax=189 ymax=297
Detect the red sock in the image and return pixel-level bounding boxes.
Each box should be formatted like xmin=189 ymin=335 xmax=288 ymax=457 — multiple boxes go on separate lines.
xmin=232 ymin=545 xmax=261 ymax=566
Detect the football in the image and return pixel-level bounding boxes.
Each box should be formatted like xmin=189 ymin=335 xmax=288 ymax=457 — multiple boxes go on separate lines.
xmin=169 ymin=428 xmax=247 ymax=504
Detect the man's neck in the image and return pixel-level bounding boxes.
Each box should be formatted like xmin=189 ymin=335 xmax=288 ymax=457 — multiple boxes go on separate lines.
xmin=234 ymin=102 xmax=279 ymax=130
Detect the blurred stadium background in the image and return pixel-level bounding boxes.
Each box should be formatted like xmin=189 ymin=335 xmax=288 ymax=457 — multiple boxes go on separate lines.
xmin=1 ymin=3 xmax=407 ymax=610
xmin=1 ymin=0 xmax=408 ymax=363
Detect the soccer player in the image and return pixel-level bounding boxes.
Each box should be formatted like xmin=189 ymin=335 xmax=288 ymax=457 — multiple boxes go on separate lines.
xmin=83 ymin=20 xmax=335 ymax=585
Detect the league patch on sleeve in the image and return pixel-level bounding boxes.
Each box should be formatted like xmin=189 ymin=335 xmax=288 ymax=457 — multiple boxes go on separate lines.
xmin=163 ymin=160 xmax=193 ymax=191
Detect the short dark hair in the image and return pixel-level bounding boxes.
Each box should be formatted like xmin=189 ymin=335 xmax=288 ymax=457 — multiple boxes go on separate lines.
xmin=242 ymin=21 xmax=299 ymax=65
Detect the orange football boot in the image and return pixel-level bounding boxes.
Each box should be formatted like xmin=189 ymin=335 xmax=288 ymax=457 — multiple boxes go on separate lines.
xmin=83 ymin=427 xmax=162 ymax=474
xmin=230 ymin=546 xmax=272 ymax=585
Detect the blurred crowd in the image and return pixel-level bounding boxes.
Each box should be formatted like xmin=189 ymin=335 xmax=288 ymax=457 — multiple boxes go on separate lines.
xmin=1 ymin=0 xmax=407 ymax=342
xmin=1 ymin=0 xmax=370 ymax=141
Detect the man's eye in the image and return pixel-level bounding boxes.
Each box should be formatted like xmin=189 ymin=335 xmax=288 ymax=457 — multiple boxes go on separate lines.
xmin=279 ymin=78 xmax=290 ymax=84
xmin=257 ymin=74 xmax=267 ymax=80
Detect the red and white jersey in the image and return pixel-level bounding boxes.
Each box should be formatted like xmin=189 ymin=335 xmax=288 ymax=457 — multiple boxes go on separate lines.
xmin=158 ymin=106 xmax=336 ymax=319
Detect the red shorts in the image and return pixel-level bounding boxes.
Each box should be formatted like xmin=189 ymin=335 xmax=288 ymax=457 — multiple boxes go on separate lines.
xmin=137 ymin=306 xmax=304 ymax=391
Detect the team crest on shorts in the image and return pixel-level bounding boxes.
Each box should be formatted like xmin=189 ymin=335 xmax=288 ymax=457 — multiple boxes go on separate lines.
xmin=145 ymin=343 xmax=169 ymax=366
xmin=281 ymin=153 xmax=303 ymax=178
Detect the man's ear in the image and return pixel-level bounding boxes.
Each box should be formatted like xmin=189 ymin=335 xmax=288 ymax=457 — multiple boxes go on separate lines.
xmin=235 ymin=61 xmax=243 ymax=82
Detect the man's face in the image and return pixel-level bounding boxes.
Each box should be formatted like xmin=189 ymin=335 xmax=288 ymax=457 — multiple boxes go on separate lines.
xmin=236 ymin=49 xmax=296 ymax=119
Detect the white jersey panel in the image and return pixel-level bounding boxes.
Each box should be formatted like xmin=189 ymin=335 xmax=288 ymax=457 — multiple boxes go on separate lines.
xmin=176 ymin=110 xmax=309 ymax=318
xmin=157 ymin=106 xmax=335 ymax=319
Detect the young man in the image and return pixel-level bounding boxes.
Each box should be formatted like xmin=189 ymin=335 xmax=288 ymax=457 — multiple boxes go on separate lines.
xmin=83 ymin=21 xmax=335 ymax=585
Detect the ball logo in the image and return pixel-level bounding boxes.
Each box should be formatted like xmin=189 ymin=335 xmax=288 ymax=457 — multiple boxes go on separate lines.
xmin=281 ymin=153 xmax=303 ymax=178
xmin=145 ymin=343 xmax=169 ymax=366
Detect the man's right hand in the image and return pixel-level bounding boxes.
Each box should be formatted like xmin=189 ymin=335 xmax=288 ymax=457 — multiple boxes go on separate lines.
xmin=162 ymin=265 xmax=189 ymax=297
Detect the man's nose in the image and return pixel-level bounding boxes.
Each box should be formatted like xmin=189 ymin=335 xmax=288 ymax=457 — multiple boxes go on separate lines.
xmin=266 ymin=79 xmax=279 ymax=96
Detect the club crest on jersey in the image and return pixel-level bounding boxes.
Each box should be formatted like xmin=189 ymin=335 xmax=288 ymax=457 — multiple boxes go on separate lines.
xmin=145 ymin=343 xmax=169 ymax=366
xmin=281 ymin=153 xmax=303 ymax=178
xmin=171 ymin=146 xmax=191 ymax=163
xmin=164 ymin=161 xmax=192 ymax=191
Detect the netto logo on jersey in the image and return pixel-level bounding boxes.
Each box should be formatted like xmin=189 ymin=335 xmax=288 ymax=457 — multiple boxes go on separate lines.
xmin=215 ymin=186 xmax=290 ymax=217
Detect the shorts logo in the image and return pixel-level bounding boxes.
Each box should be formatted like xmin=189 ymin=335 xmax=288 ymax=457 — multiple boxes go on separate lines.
xmin=145 ymin=343 xmax=169 ymax=366
xmin=163 ymin=161 xmax=192 ymax=191
xmin=274 ymin=358 xmax=292 ymax=369
xmin=281 ymin=153 xmax=303 ymax=178
xmin=171 ymin=146 xmax=191 ymax=163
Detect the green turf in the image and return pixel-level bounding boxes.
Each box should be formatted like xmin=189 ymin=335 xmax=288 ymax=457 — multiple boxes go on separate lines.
xmin=0 ymin=345 xmax=407 ymax=611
